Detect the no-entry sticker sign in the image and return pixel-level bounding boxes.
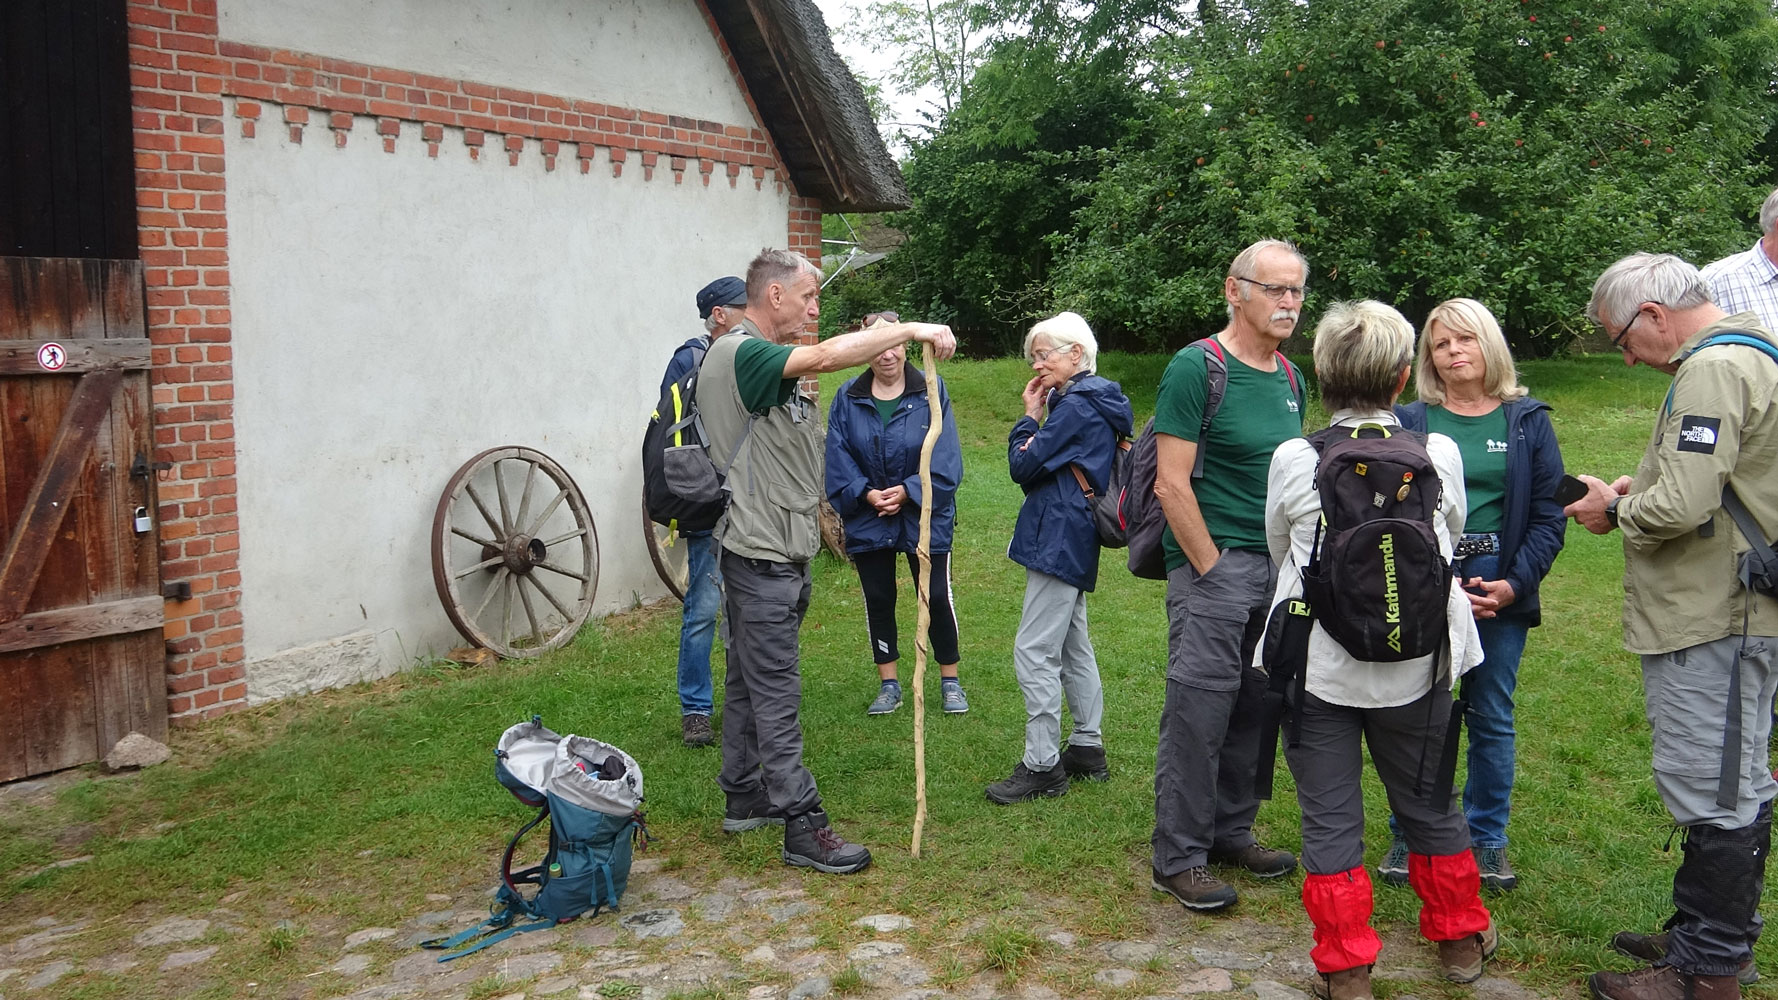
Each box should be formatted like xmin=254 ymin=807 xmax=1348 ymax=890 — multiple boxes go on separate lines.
xmin=36 ymin=342 xmax=67 ymax=371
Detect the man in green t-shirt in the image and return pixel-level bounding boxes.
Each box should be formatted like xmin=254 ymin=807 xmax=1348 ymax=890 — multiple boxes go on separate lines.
xmin=697 ymin=249 xmax=955 ymax=876
xmin=1149 ymin=240 xmax=1308 ymax=912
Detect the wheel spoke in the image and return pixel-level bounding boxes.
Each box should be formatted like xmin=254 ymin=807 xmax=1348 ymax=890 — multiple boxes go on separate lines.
xmin=462 ymin=483 xmax=504 ymax=539
xmin=501 ymin=573 xmax=514 ymax=649
xmin=540 ymin=527 xmax=586 ymax=547
xmin=454 ymin=553 xmax=504 ymax=579
xmin=450 ymin=525 xmax=499 ymax=549
xmin=525 ymin=488 xmax=570 ymax=538
xmin=494 ymin=459 xmax=514 ymax=533
xmin=515 ymin=460 xmax=540 ymax=539
xmin=536 ymin=560 xmax=589 ymax=583
xmin=517 ymin=573 xmax=544 ymax=646
xmin=469 ymin=566 xmax=510 ymax=621
xmin=525 ymin=573 xmax=575 ymax=622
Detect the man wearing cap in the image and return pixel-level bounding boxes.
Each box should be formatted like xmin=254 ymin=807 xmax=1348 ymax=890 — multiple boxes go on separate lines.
xmin=658 ymin=276 xmax=749 ymax=747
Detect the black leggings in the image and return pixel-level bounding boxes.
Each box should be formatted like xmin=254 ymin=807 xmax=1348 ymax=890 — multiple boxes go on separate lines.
xmin=853 ymin=549 xmax=959 ymax=666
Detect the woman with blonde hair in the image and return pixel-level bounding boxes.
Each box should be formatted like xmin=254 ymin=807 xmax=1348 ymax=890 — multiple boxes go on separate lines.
xmin=1376 ymin=299 xmax=1567 ymax=894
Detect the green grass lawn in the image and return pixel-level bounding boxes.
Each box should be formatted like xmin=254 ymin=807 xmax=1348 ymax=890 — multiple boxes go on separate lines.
xmin=0 ymin=351 xmax=1722 ymax=998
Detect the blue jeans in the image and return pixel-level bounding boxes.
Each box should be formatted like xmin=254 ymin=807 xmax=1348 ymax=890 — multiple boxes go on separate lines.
xmin=1457 ymin=550 xmax=1530 ymax=848
xmin=676 ymin=532 xmax=720 ymax=716
xmin=1388 ymin=549 xmax=1530 ymax=848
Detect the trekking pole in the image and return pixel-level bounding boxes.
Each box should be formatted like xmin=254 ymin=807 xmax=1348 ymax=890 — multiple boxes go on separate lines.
xmin=910 ymin=340 xmax=943 ymax=859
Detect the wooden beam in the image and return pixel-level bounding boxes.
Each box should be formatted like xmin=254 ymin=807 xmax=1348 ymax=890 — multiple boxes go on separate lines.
xmin=0 ymin=367 xmax=122 ymax=621
xmin=0 ymin=337 xmax=148 ymax=373
xmin=0 ymin=593 xmax=161 ymax=653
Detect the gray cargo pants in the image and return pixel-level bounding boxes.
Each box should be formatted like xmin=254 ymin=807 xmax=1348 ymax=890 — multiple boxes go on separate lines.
xmin=717 ymin=552 xmax=821 ymax=819
xmin=1152 ymin=548 xmax=1275 ymax=874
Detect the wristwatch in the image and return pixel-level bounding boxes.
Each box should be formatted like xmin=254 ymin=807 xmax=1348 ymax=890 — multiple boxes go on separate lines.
xmin=1606 ymin=496 xmax=1621 ymax=529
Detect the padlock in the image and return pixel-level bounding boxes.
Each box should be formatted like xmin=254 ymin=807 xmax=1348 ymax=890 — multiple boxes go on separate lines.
xmin=133 ymin=506 xmax=152 ymax=535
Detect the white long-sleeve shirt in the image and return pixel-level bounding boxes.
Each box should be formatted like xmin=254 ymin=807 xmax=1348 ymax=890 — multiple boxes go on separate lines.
xmin=1257 ymin=408 xmax=1484 ymax=708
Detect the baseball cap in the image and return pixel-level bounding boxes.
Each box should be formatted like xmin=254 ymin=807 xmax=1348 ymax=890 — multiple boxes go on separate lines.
xmin=696 ymin=276 xmax=748 ymax=319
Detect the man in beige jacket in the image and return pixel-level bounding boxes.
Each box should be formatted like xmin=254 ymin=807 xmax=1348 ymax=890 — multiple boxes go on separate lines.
xmin=1569 ymin=252 xmax=1778 ymax=1000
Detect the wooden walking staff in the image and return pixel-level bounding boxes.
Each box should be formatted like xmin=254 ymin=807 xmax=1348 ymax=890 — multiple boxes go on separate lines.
xmin=909 ymin=341 xmax=943 ymax=859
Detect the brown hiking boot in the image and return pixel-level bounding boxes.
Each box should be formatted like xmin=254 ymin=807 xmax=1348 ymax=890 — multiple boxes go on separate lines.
xmin=1439 ymin=922 xmax=1499 ymax=983
xmin=1209 ymin=842 xmax=1298 ymax=878
xmin=1612 ymin=932 xmax=1759 ymax=985
xmin=682 ymin=714 xmax=714 ymax=747
xmin=1310 ymin=966 xmax=1374 ymax=1000
xmin=1588 ymin=965 xmax=1740 ymax=1000
xmin=1151 ymin=865 xmax=1238 ymax=912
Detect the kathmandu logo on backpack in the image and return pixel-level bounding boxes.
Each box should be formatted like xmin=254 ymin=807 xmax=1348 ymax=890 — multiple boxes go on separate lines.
xmin=1379 ymin=531 xmax=1402 ymax=652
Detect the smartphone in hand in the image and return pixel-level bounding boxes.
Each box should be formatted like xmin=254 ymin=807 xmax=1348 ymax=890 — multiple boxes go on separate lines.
xmin=1554 ymin=474 xmax=1589 ymax=506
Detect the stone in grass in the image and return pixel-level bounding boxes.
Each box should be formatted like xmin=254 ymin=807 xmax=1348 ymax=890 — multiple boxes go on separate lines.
xmin=853 ymin=914 xmax=914 ymax=933
xmin=104 ymin=732 xmax=171 ymax=771
xmin=1249 ymin=979 xmax=1311 ymax=1000
xmin=788 ymin=975 xmax=831 ymax=1000
xmin=743 ymin=945 xmax=777 ymax=964
xmin=0 ymin=968 xmax=18 ymax=983
xmin=1042 ymin=929 xmax=1077 ymax=949
xmin=1106 ymin=940 xmax=1159 ymax=964
xmin=1095 ymin=968 xmax=1140 ymax=987
xmin=764 ymin=902 xmax=812 ymax=922
xmin=26 ymin=961 xmax=74 ymax=989
xmin=848 ymin=941 xmax=906 ymax=962
xmin=619 ymin=909 xmax=683 ymax=940
xmin=133 ymin=917 xmax=210 ymax=947
xmin=1192 ymin=948 xmax=1273 ymax=971
xmin=343 ymin=927 xmax=399 ymax=949
xmin=495 ymin=951 xmax=563 ymax=980
xmin=1180 ymin=967 xmax=1236 ymax=993
xmin=534 ymin=975 xmax=579 ymax=995
xmin=159 ymin=946 xmax=218 ymax=971
xmin=1473 ymin=978 xmax=1539 ymax=1000
xmin=693 ymin=893 xmax=737 ymax=922
xmin=332 ymin=953 xmax=373 ymax=975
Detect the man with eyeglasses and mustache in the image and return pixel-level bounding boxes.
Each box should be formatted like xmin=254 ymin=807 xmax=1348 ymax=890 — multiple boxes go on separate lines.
xmin=1567 ymin=252 xmax=1778 ymax=1000
xmin=1149 ymin=240 xmax=1309 ymax=913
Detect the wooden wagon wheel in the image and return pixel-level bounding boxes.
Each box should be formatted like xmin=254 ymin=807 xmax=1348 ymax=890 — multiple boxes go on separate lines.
xmin=431 ymin=446 xmax=600 ymax=658
xmin=642 ymin=492 xmax=689 ymax=602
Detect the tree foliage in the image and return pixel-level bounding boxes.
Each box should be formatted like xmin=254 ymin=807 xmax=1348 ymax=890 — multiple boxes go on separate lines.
xmin=883 ymin=0 xmax=1778 ymax=355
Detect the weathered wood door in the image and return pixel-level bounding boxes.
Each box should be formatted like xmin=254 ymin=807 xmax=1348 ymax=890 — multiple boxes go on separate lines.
xmin=0 ymin=257 xmax=164 ymax=781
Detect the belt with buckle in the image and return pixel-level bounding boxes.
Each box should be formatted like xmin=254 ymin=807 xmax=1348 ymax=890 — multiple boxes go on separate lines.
xmin=1453 ymin=533 xmax=1500 ymax=559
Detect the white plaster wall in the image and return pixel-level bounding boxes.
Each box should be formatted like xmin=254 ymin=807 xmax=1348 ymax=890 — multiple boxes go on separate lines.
xmin=220 ymin=0 xmax=756 ymax=126
xmin=225 ymin=114 xmax=789 ymax=694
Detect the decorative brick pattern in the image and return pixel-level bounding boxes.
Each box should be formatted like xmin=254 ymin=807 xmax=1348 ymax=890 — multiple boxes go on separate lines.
xmin=126 ymin=0 xmax=820 ymax=724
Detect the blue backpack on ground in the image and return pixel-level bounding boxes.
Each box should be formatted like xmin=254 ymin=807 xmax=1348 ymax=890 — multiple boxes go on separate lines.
xmin=422 ymin=717 xmax=648 ymax=961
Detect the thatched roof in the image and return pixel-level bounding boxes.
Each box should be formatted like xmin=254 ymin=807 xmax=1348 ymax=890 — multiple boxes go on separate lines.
xmin=705 ymin=0 xmax=911 ymax=213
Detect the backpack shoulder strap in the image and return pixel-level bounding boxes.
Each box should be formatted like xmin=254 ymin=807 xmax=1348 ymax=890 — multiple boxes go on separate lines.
xmin=1187 ymin=337 xmax=1228 ymax=479
xmin=1663 ymin=331 xmax=1778 ymax=414
xmin=1277 ymin=353 xmax=1306 ymax=411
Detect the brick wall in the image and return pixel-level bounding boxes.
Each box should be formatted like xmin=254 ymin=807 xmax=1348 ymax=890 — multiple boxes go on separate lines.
xmin=126 ymin=0 xmax=817 ymax=723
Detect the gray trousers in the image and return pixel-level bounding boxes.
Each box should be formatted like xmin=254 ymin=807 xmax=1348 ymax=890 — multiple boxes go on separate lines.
xmin=1285 ymin=685 xmax=1472 ymax=874
xmin=1152 ymin=549 xmax=1275 ymax=874
xmin=1641 ymin=634 xmax=1778 ymax=975
xmin=717 ymin=552 xmax=821 ymax=818
xmin=1012 ymin=568 xmax=1104 ymax=770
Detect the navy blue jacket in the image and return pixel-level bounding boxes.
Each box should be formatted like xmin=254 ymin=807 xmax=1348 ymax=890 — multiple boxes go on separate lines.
xmin=660 ymin=334 xmax=710 ymax=395
xmin=1397 ymin=396 xmax=1566 ymax=627
xmin=1007 ymin=373 xmax=1135 ymax=592
xmin=825 ymin=364 xmax=962 ymax=555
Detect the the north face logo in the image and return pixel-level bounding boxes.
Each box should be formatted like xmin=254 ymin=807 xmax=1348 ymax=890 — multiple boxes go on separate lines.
xmin=1680 ymin=425 xmax=1717 ymax=446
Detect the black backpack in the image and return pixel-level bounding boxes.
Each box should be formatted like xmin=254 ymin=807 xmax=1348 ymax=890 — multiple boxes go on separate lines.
xmin=642 ymin=343 xmax=732 ymax=534
xmin=1123 ymin=338 xmax=1304 ymax=579
xmin=1071 ymin=437 xmax=1134 ymax=548
xmin=1298 ymin=422 xmax=1450 ymax=662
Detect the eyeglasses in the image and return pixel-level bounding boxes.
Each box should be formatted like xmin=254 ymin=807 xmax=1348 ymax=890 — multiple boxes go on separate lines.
xmin=1032 ymin=345 xmax=1077 ymax=363
xmin=1235 ymin=276 xmax=1308 ymax=301
xmin=1610 ymin=301 xmax=1659 ymax=351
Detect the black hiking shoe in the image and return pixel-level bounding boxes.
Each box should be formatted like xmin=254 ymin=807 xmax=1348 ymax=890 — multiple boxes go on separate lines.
xmin=682 ymin=714 xmax=714 ymax=747
xmin=1060 ymin=743 xmax=1110 ymax=782
xmin=1151 ymin=865 xmax=1238 ymax=912
xmin=1612 ymin=931 xmax=1759 ymax=984
xmin=782 ymin=810 xmax=872 ymax=874
xmin=984 ymin=761 xmax=1068 ymax=804
xmin=721 ymin=787 xmax=785 ymax=834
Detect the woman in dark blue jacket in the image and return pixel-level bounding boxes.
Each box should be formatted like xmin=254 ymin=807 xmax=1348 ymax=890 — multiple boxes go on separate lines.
xmin=987 ymin=311 xmax=1135 ymax=805
xmin=1378 ymin=298 xmax=1566 ymax=893
xmin=826 ymin=316 xmax=966 ymax=718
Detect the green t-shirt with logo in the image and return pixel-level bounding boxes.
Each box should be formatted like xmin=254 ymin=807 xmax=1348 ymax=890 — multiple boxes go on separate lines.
xmin=1425 ymin=405 xmax=1508 ymax=533
xmin=1153 ymin=342 xmax=1305 ymax=566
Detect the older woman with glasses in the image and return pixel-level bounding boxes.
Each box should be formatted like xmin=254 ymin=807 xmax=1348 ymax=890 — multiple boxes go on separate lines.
xmin=1375 ymin=299 xmax=1567 ymax=894
xmin=987 ymin=311 xmax=1133 ymax=804
xmin=825 ymin=311 xmax=967 ymax=717
xmin=1262 ymin=301 xmax=1492 ymax=1000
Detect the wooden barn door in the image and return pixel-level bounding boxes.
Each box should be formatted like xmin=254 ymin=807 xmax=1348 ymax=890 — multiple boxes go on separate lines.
xmin=2 ymin=0 xmax=164 ymax=780
xmin=0 ymin=259 xmax=164 ymax=780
